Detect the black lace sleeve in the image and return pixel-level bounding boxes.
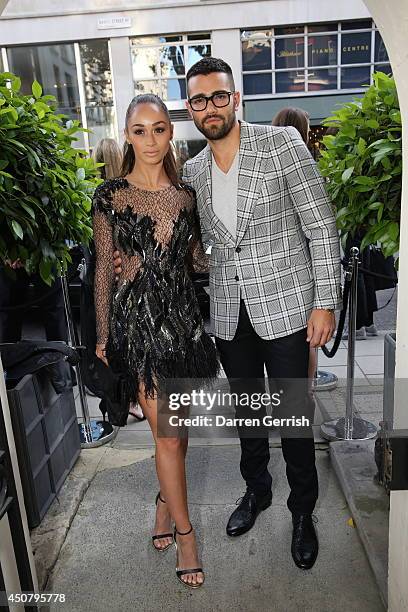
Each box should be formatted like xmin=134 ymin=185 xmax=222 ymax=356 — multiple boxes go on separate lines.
xmin=92 ymin=184 xmax=115 ymax=344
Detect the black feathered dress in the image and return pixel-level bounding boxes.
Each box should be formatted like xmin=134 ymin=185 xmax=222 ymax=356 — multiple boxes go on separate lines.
xmin=92 ymin=177 xmax=219 ymax=400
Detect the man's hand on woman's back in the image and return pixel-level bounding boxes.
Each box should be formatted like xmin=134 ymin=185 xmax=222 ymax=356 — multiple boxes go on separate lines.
xmin=113 ymin=250 xmax=122 ymax=279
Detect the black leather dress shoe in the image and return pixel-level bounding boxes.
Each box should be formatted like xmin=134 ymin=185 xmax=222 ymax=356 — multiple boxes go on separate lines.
xmin=226 ymin=490 xmax=272 ymax=537
xmin=291 ymin=514 xmax=318 ymax=569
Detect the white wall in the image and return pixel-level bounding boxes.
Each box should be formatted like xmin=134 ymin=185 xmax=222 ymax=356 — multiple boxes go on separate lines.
xmin=0 ymin=0 xmax=370 ymax=45
xmin=364 ymin=1 xmax=408 ymax=610
xmin=2 ymin=0 xmax=257 ymax=18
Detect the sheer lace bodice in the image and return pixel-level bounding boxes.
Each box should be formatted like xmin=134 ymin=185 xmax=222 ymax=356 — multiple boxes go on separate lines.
xmin=92 ymin=178 xmax=209 ymax=344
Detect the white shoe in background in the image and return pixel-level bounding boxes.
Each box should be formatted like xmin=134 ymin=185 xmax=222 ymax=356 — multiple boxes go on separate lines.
xmin=365 ymin=324 xmax=378 ymax=336
xmin=342 ymin=327 xmax=367 ymax=340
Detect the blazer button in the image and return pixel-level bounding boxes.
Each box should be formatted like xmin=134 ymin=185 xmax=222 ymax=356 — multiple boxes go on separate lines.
xmin=235 ymin=247 xmax=241 ymax=253
xmin=234 ymin=275 xmax=239 ymax=281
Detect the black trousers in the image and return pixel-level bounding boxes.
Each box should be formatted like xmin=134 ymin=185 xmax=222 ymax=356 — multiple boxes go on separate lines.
xmin=215 ymin=300 xmax=318 ymax=515
xmin=0 ymin=268 xmax=68 ymax=343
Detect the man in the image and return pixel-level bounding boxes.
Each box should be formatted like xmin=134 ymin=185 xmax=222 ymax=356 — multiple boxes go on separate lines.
xmin=183 ymin=58 xmax=341 ymax=570
xmin=115 ymin=57 xmax=342 ymax=570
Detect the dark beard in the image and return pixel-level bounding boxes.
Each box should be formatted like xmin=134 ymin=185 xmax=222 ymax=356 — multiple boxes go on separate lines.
xmin=194 ymin=112 xmax=236 ymax=141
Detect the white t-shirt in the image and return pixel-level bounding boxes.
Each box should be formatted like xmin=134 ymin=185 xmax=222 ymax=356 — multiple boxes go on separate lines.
xmin=211 ymin=151 xmax=239 ymax=239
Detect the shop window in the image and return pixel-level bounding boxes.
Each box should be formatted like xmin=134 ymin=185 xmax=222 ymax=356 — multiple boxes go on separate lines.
xmin=308 ymin=34 xmax=337 ymax=68
xmin=308 ymin=23 xmax=337 ymax=33
xmin=134 ymin=79 xmax=161 ymax=97
xmin=307 ymin=68 xmax=337 ymax=91
xmin=341 ymin=66 xmax=371 ymax=88
xmin=341 ymin=32 xmax=371 ymax=64
xmin=275 ymin=37 xmax=305 ymax=70
xmin=130 ymin=33 xmax=211 ymax=102
xmin=243 ymin=73 xmax=272 ymax=95
xmin=374 ymin=64 xmax=392 ymax=76
xmin=242 ymin=36 xmax=271 ymax=71
xmin=159 ymin=45 xmax=185 ymax=78
xmin=275 ymin=70 xmax=306 ymax=93
xmin=374 ymin=31 xmax=389 ymax=63
xmin=274 ymin=25 xmax=304 ymax=36
xmin=187 ymin=44 xmax=211 ymax=69
xmin=242 ymin=20 xmax=387 ymax=99
xmin=7 ymin=43 xmax=83 ymax=147
xmin=162 ymin=78 xmax=187 ymax=101
xmin=79 ymin=39 xmax=116 ymax=148
xmin=341 ymin=20 xmax=372 ymax=30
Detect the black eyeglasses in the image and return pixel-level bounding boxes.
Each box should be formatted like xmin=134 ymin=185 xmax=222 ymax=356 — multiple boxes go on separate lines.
xmin=188 ymin=91 xmax=235 ymax=111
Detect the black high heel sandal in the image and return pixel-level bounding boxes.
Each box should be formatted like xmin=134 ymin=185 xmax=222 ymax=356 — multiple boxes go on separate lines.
xmin=174 ymin=523 xmax=205 ymax=588
xmin=151 ymin=492 xmax=174 ymax=552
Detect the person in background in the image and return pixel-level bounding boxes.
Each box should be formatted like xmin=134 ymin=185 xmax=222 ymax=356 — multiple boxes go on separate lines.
xmin=271 ymin=107 xmax=318 ymax=403
xmin=92 ymin=138 xmax=123 ymax=180
xmin=272 ymin=107 xmax=310 ymax=145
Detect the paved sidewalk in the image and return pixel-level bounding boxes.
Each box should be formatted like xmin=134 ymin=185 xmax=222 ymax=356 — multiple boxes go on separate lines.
xmin=43 ymin=445 xmax=383 ymax=612
xmin=25 ymin=298 xmax=394 ymax=611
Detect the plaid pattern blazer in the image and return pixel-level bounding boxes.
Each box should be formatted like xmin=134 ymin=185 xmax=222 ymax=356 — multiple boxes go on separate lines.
xmin=182 ymin=121 xmax=342 ymax=341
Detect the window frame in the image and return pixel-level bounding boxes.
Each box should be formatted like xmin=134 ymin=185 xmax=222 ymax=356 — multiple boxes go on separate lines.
xmin=129 ymin=32 xmax=212 ymax=105
xmin=241 ymin=20 xmax=391 ymax=99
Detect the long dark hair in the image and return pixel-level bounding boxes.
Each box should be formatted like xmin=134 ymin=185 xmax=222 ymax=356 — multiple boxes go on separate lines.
xmin=121 ymin=94 xmax=180 ymax=187
xmin=272 ymin=107 xmax=310 ymax=145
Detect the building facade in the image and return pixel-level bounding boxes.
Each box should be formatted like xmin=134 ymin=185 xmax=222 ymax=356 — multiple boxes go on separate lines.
xmin=0 ymin=0 xmax=390 ymax=157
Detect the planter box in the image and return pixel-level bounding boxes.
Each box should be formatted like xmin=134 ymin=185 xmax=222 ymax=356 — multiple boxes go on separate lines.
xmin=5 ymin=369 xmax=80 ymax=528
xmin=383 ymin=333 xmax=396 ymax=430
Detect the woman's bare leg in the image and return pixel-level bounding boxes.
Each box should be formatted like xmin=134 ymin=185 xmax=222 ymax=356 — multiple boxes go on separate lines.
xmin=138 ymin=389 xmax=203 ymax=586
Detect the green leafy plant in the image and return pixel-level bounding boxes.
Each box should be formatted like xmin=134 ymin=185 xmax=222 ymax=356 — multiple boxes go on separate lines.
xmin=0 ymin=71 xmax=103 ymax=284
xmin=318 ymin=72 xmax=401 ymax=258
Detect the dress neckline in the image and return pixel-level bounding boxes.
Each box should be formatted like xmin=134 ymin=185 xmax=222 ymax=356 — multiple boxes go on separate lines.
xmin=124 ymin=178 xmax=174 ymax=193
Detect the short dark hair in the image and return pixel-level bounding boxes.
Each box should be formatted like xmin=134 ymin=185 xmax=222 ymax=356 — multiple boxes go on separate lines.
xmin=186 ymin=57 xmax=235 ymax=92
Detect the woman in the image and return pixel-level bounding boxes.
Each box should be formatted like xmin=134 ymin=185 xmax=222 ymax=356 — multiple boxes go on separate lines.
xmin=92 ymin=137 xmax=122 ymax=180
xmin=272 ymin=107 xmax=317 ymax=396
xmin=272 ymin=106 xmax=310 ymax=145
xmin=92 ymin=94 xmax=219 ymax=588
xmin=92 ymin=137 xmax=145 ymax=421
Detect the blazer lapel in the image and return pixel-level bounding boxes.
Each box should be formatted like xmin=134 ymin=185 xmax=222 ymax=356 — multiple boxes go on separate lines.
xmin=195 ymin=145 xmax=235 ymax=246
xmin=235 ymin=124 xmax=267 ymax=244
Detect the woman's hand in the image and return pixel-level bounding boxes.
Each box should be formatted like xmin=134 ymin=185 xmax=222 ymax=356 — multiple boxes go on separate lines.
xmin=96 ymin=342 xmax=108 ymax=367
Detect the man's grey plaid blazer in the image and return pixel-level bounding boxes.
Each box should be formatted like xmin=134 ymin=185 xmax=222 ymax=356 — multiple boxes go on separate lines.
xmin=183 ymin=120 xmax=342 ymax=341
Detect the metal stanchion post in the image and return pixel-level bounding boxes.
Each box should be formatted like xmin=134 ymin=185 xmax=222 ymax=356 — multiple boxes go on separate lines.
xmin=320 ymin=247 xmax=377 ymax=441
xmin=61 ymin=264 xmax=116 ymax=448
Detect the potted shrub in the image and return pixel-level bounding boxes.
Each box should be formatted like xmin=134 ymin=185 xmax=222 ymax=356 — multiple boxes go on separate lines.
xmin=0 ymin=71 xmax=102 ymax=284
xmin=318 ymin=72 xmax=401 ymax=259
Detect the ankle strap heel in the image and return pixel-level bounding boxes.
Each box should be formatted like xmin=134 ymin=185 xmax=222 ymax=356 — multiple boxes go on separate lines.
xmin=152 ymin=491 xmax=173 ymax=552
xmin=155 ymin=491 xmax=166 ymax=505
xmin=173 ymin=523 xmax=204 ymax=589
xmin=174 ymin=523 xmax=193 ymax=537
